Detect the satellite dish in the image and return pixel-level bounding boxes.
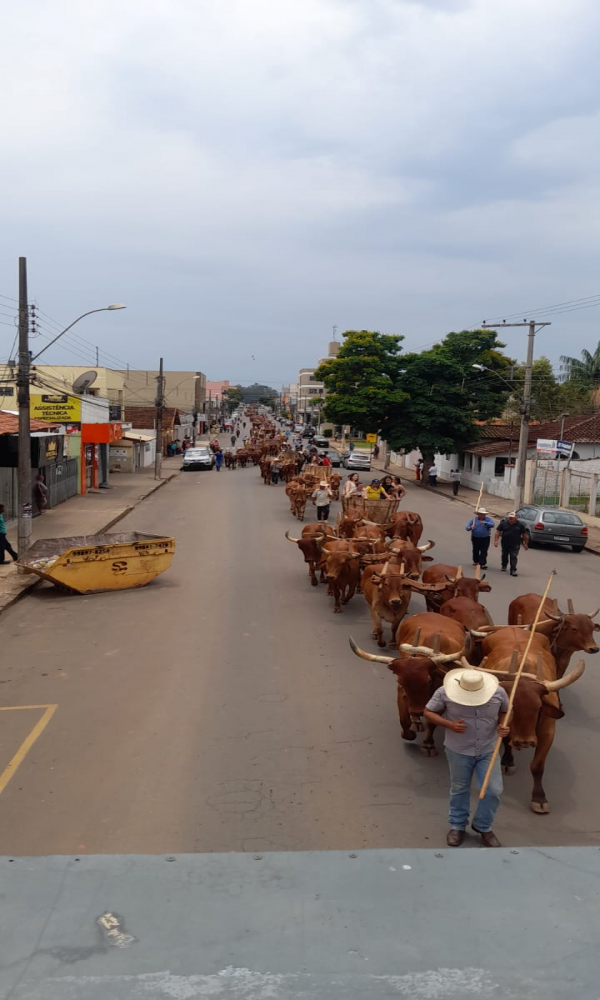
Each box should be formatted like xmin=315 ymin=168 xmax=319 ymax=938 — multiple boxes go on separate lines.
xmin=72 ymin=371 xmax=98 ymax=393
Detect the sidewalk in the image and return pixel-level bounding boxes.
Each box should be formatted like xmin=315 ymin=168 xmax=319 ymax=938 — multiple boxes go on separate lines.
xmin=0 ymin=457 xmax=181 ymax=613
xmin=332 ymin=440 xmax=600 ymax=557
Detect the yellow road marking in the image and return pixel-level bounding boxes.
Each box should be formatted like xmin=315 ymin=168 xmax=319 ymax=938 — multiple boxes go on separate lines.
xmin=0 ymin=705 xmax=58 ymax=795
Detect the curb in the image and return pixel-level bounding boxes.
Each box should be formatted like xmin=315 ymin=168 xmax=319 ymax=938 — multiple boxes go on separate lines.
xmin=0 ymin=473 xmax=179 ymax=617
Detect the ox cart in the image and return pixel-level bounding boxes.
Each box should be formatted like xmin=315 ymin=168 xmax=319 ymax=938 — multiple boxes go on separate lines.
xmin=341 ymin=494 xmax=399 ymax=524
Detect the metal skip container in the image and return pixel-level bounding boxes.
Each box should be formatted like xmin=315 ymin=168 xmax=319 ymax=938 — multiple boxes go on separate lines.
xmin=18 ymin=532 xmax=175 ymax=594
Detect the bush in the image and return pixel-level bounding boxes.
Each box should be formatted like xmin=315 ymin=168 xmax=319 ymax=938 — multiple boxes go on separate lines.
xmin=323 ymin=428 xmax=333 ymax=438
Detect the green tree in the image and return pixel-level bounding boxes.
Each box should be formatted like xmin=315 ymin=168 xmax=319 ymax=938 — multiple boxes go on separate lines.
xmin=560 ymin=341 xmax=600 ymax=386
xmin=222 ymin=386 xmax=244 ymax=414
xmin=432 ymin=329 xmax=514 ymax=421
xmin=503 ymin=357 xmax=561 ymax=423
xmin=315 ymin=330 xmax=407 ymax=432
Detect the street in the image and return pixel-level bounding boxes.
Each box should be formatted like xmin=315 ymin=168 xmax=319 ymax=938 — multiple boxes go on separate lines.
xmin=0 ymin=449 xmax=599 ymax=855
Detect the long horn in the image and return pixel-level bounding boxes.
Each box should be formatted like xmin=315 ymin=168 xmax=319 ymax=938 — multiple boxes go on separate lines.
xmin=361 ymin=519 xmax=380 ymax=527
xmin=397 ymin=643 xmax=464 ymax=664
xmin=417 ymin=540 xmax=435 ymax=552
xmin=455 ymin=565 xmax=463 ymax=580
xmin=474 ymin=563 xmax=481 ymax=581
xmin=545 ymin=659 xmax=586 ymax=692
xmin=469 ymin=630 xmax=490 ymax=638
xmin=432 ymin=633 xmax=441 ymax=654
xmin=567 ymin=599 xmax=575 ymax=615
xmin=285 ymin=530 xmax=301 ymax=543
xmin=321 ymin=546 xmax=334 ymax=555
xmin=543 ymin=610 xmax=562 ymax=622
xmin=348 ymin=637 xmax=394 ymax=665
xmin=588 ymin=609 xmax=600 ymax=620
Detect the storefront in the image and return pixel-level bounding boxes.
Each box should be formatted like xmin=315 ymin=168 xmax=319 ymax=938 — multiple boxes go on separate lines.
xmin=80 ymin=423 xmax=123 ymax=493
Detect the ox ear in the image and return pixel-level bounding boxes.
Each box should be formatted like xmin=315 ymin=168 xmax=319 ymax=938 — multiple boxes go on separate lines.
xmin=541 ymin=697 xmax=564 ymax=720
xmin=421 ymin=555 xmax=435 ymax=562
xmin=478 ymin=582 xmax=492 ymax=592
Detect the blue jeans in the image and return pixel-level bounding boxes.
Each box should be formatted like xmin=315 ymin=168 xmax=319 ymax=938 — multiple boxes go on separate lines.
xmin=445 ymin=747 xmax=503 ymax=832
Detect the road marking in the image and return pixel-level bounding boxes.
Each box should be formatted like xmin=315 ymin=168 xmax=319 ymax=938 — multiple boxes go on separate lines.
xmin=0 ymin=704 xmax=58 ymax=795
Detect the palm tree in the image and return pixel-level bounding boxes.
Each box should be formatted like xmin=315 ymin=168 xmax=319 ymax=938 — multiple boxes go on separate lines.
xmin=560 ymin=342 xmax=600 ymax=385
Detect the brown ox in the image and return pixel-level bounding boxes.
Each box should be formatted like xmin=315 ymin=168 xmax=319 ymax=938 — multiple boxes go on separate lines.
xmin=349 ymin=611 xmax=465 ymax=754
xmin=385 ymin=511 xmax=423 ymax=544
xmin=338 ymin=509 xmax=365 ymax=538
xmin=361 ymin=562 xmax=446 ymax=647
xmin=508 ymin=594 xmax=600 ymax=677
xmin=285 ymin=523 xmax=335 ymax=586
xmin=439 ymin=596 xmax=493 ymax=665
xmin=329 ymin=472 xmax=342 ymax=500
xmin=480 ymin=627 xmax=585 ymax=813
xmin=385 ymin=538 xmax=435 ymax=579
xmin=421 ymin=563 xmax=492 ymax=611
xmin=321 ymin=542 xmax=362 ymax=612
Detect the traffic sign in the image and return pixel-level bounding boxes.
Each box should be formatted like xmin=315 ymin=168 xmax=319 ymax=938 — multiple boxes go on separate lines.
xmin=366 ymin=434 xmax=377 ymax=444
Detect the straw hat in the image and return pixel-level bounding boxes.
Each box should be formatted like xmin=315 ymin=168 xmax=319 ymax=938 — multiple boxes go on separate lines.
xmin=443 ymin=668 xmax=499 ymax=707
xmin=319 ymin=480 xmax=328 ymax=487
xmin=476 ymin=508 xmax=489 ymax=515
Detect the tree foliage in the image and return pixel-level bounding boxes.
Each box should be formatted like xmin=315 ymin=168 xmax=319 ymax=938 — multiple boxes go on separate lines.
xmin=560 ymin=341 xmax=600 ymax=386
xmin=315 ymin=330 xmax=407 ymax=432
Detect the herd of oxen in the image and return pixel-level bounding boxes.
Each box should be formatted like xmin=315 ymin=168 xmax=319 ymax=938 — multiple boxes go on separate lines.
xmin=242 ymin=410 xmax=600 ymax=816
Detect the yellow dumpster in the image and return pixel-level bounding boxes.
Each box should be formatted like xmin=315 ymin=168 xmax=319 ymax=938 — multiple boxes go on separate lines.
xmin=18 ymin=532 xmax=175 ymax=594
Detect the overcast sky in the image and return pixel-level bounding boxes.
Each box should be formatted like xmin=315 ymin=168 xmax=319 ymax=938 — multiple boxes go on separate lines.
xmin=1 ymin=0 xmax=599 ymax=388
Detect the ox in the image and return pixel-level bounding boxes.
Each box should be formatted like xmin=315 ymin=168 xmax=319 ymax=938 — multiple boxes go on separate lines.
xmin=439 ymin=596 xmax=493 ymax=664
xmin=349 ymin=612 xmax=466 ymax=754
xmin=480 ymin=627 xmax=585 ymax=813
xmin=508 ymin=594 xmax=599 ymax=677
xmin=285 ymin=523 xmax=335 ymax=586
xmin=321 ymin=541 xmax=362 ymax=612
xmin=338 ymin=509 xmax=364 ymax=539
xmin=361 ymin=562 xmax=447 ymax=647
xmin=385 ymin=538 xmax=435 ymax=579
xmin=421 ymin=563 xmax=492 ymax=611
xmin=385 ymin=511 xmax=423 ymax=544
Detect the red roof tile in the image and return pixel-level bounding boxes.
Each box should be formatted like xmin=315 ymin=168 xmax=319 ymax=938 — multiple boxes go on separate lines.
xmin=0 ymin=411 xmax=60 ymax=434
xmin=123 ymin=406 xmax=183 ymax=429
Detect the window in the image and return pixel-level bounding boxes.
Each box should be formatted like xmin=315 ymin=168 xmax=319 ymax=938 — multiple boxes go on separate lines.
xmin=542 ymin=511 xmax=583 ymax=525
xmin=494 ymin=457 xmax=508 ymax=477
xmin=477 ymin=456 xmax=482 ymax=473
xmin=516 ymin=507 xmax=535 ymax=520
xmin=309 ymin=375 xmax=316 ymax=381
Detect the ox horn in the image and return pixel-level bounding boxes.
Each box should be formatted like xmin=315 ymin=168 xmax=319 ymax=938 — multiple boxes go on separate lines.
xmin=348 ymin=637 xmax=395 ymax=665
xmin=567 ymin=599 xmax=575 ymax=615
xmin=468 ymin=630 xmax=490 ymax=639
xmin=285 ymin=530 xmax=301 ymax=543
xmin=542 ymin=610 xmax=563 ymax=622
xmin=544 ymin=659 xmax=586 ymax=692
xmin=474 ymin=563 xmax=481 ymax=581
xmin=321 ymin=546 xmax=334 ymax=555
xmin=417 ymin=540 xmax=435 ymax=552
xmin=361 ymin=519 xmax=380 ymax=527
xmin=397 ymin=642 xmax=464 ymax=664
xmin=588 ymin=608 xmax=600 ymax=620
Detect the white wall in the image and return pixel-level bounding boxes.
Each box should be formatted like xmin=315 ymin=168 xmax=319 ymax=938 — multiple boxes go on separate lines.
xmin=81 ymin=396 xmax=110 ymax=424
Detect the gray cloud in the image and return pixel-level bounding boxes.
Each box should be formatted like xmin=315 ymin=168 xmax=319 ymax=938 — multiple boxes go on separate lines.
xmin=0 ymin=0 xmax=599 ymax=384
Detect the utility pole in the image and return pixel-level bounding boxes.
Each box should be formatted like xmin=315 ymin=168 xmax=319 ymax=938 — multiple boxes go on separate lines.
xmin=17 ymin=257 xmax=32 ymax=558
xmin=154 ymin=357 xmax=164 ymax=480
xmin=96 ymin=346 xmax=99 ymax=366
xmin=482 ymin=319 xmax=550 ymax=507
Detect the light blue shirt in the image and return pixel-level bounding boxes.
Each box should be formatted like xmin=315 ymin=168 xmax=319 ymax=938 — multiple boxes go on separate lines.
xmin=466 ymin=516 xmax=494 ymax=538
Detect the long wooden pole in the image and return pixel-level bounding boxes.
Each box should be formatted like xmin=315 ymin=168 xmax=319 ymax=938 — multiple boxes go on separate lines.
xmin=475 ymin=480 xmax=484 ymax=511
xmin=478 ymin=569 xmax=556 ymax=799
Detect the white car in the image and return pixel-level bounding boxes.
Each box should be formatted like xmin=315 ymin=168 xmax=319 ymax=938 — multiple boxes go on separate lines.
xmin=182 ymin=447 xmax=215 ymax=470
xmin=344 ymin=451 xmax=371 ymax=471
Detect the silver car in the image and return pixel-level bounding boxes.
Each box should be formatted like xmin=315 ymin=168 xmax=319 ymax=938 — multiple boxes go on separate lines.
xmin=182 ymin=447 xmax=215 ymax=470
xmin=516 ymin=505 xmax=588 ymax=552
xmin=344 ymin=451 xmax=371 ymax=471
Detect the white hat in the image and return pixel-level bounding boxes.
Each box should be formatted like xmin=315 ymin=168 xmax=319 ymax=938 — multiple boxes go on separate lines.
xmin=320 ymin=480 xmax=328 ymax=487
xmin=476 ymin=508 xmax=489 ymax=515
xmin=507 ymin=511 xmax=517 ymax=517
xmin=443 ymin=668 xmax=499 ymax=707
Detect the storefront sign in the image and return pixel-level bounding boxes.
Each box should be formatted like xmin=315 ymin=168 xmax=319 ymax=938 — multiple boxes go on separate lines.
xmin=536 ymin=438 xmax=557 ymax=456
xmin=30 ymin=393 xmax=82 ymax=422
xmin=45 ymin=440 xmax=58 ymax=461
xmin=557 ymin=440 xmax=574 ymax=457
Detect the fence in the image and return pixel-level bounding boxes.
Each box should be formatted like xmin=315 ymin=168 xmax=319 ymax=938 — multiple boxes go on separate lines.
xmin=44 ymin=458 xmax=79 ymax=508
xmin=0 ymin=467 xmax=17 ymax=521
xmin=533 ymin=464 xmax=561 ymax=507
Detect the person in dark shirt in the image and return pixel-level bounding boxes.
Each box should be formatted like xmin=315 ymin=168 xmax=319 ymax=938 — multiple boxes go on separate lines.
xmin=494 ymin=511 xmax=528 ymax=576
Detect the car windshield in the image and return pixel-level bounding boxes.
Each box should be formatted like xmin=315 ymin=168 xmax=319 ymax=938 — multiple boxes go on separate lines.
xmin=542 ymin=511 xmax=583 ymax=525
xmin=187 ymin=449 xmax=208 ymax=456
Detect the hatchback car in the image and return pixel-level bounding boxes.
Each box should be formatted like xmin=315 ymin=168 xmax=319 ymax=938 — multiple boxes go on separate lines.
xmin=344 ymin=451 xmax=372 ymax=471
xmin=516 ymin=505 xmax=588 ymax=552
xmin=182 ymin=447 xmax=215 ymax=470
xmin=322 ymin=449 xmax=342 ymax=467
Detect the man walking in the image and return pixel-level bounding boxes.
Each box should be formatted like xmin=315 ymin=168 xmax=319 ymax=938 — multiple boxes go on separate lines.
xmin=494 ymin=511 xmax=528 ymax=576
xmin=214 ymin=448 xmax=223 ymax=472
xmin=450 ymin=468 xmax=461 ymax=496
xmin=0 ymin=504 xmax=18 ymax=564
xmin=424 ymin=667 xmax=510 ymax=848
xmin=311 ymin=480 xmax=333 ymax=521
xmin=465 ymin=508 xmax=494 ymax=569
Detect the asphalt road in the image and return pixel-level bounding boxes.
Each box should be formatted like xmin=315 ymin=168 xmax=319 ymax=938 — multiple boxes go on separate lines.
xmin=0 ymin=448 xmax=599 ymax=855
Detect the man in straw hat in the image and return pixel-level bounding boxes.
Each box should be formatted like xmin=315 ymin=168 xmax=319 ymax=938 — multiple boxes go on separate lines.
xmin=465 ymin=508 xmax=495 ymax=569
xmin=424 ymin=668 xmax=510 ymax=848
xmin=311 ymin=480 xmax=333 ymax=521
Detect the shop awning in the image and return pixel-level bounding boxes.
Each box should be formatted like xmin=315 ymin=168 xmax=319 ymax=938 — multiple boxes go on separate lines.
xmin=122 ymin=431 xmax=156 ymax=443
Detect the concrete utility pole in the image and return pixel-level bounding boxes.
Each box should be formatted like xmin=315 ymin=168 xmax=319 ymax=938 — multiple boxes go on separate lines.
xmin=17 ymin=257 xmax=32 ymax=558
xmin=154 ymin=357 xmax=164 ymax=480
xmin=482 ymin=319 xmax=551 ymax=508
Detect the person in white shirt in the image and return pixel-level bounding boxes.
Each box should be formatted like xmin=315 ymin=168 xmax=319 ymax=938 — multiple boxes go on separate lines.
xmin=311 ymin=481 xmax=333 ymax=521
xmin=428 ymin=463 xmax=438 ymax=487
xmin=342 ymin=473 xmax=361 ymax=498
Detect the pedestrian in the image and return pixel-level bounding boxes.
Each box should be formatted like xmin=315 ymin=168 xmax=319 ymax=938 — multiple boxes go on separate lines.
xmin=311 ymin=480 xmax=333 ymax=521
xmin=365 ymin=478 xmax=389 ymax=500
xmin=0 ymin=504 xmax=18 ymax=564
xmin=321 ymin=452 xmax=331 ymax=467
xmin=373 ymin=443 xmax=380 ymax=459
xmin=236 ymin=429 xmax=240 ymax=439
xmin=428 ymin=462 xmax=438 ymax=487
xmin=450 ymin=468 xmax=461 ymax=496
xmin=230 ymin=435 xmax=236 ymax=447
xmin=342 ymin=472 xmax=361 ymax=497
xmin=35 ymin=473 xmax=49 ymax=512
xmin=271 ymin=459 xmax=281 ymax=485
xmin=424 ymin=667 xmax=510 ymax=848
xmin=465 ymin=508 xmax=495 ymax=569
xmin=415 ymin=458 xmax=423 ymax=481
xmin=349 ymin=441 xmax=355 ymax=453
xmin=214 ymin=448 xmax=223 ymax=472
xmin=494 ymin=511 xmax=528 ymax=577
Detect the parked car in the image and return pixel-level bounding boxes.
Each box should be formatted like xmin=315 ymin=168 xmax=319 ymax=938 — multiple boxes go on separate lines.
xmin=312 ymin=435 xmax=329 ymax=450
xmin=182 ymin=447 xmax=215 ymax=471
xmin=344 ymin=451 xmax=371 ymax=471
xmin=516 ymin=505 xmax=588 ymax=552
xmin=302 ymin=427 xmax=315 ymax=438
xmin=322 ymin=449 xmax=342 ymax=467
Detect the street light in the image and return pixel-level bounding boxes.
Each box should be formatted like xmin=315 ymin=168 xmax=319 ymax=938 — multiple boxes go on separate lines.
xmin=32 ymin=304 xmax=126 ymax=362
xmin=471 ymin=363 xmax=515 ymax=391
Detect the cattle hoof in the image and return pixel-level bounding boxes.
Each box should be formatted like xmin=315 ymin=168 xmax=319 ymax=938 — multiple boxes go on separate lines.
xmin=376 ymin=639 xmax=386 ymax=648
xmin=531 ymin=800 xmax=550 ymax=814
xmin=421 ymin=745 xmax=438 ymax=757
xmin=310 ymin=579 xmax=318 ymax=587
xmin=334 ymin=608 xmax=342 ymax=614
xmin=401 ymin=731 xmax=417 ymax=742
xmin=502 ymin=765 xmax=516 ymax=776
xmin=389 ymin=642 xmax=398 ymax=649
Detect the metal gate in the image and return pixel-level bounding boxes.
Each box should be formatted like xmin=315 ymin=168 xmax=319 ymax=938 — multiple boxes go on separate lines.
xmin=0 ymin=467 xmax=17 ymax=520
xmin=44 ymin=458 xmax=78 ymax=507
xmin=533 ymin=463 xmax=560 ymax=506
